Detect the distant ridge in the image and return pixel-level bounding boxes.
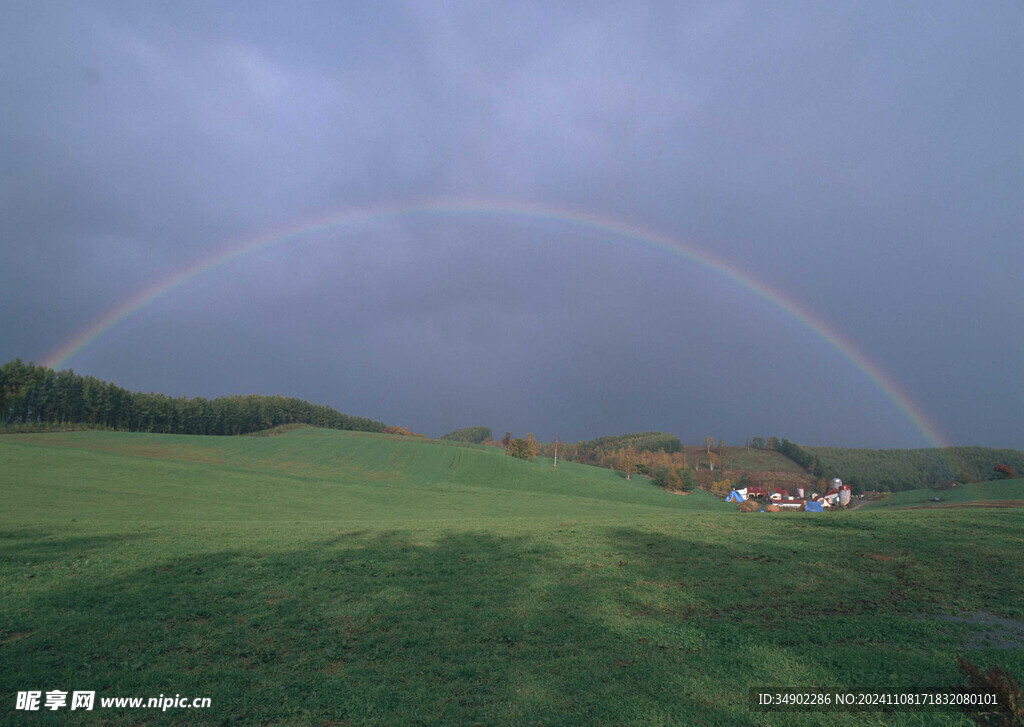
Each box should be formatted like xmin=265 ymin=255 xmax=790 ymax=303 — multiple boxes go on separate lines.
xmin=780 ymin=438 xmax=1024 ymax=492
xmin=439 ymin=426 xmax=492 ymax=444
xmin=0 ymin=358 xmax=385 ymax=436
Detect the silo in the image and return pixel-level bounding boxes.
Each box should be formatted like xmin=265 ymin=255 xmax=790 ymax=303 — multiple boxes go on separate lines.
xmin=796 ymin=487 xmax=805 ymax=498
xmin=839 ymin=485 xmax=851 ymax=506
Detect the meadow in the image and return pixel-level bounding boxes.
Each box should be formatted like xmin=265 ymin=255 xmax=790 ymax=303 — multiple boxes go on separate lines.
xmin=865 ymin=480 xmax=1024 ymax=510
xmin=2 ymin=428 xmax=1022 ymax=726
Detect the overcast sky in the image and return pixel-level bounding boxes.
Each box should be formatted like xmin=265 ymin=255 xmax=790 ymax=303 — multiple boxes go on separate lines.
xmin=2 ymin=1 xmax=1021 ymax=447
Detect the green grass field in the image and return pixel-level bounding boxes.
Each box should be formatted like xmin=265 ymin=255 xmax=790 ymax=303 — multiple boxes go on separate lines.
xmin=2 ymin=429 xmax=1022 ymax=726
xmin=864 ymin=479 xmax=1024 ymax=510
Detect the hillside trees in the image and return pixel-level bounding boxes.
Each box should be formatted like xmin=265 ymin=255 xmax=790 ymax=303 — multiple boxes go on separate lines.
xmin=574 ymin=432 xmax=682 ymax=467
xmin=652 ymin=466 xmax=682 ymax=490
xmin=440 ymin=426 xmax=492 ymax=444
xmin=0 ymin=359 xmax=386 ymax=436
xmin=506 ymin=433 xmax=539 ymax=461
xmin=679 ymin=467 xmax=698 ymax=492
xmin=538 ymin=439 xmax=579 ymax=463
xmin=991 ymin=464 xmax=1017 ymax=480
xmin=782 ymin=438 xmax=1024 ymax=492
xmin=652 ymin=461 xmax=696 ymax=492
xmin=553 ymin=432 xmax=689 ymax=481
xmin=614 ymin=446 xmax=638 ymax=480
xmin=710 ymin=478 xmax=734 ymax=497
xmin=384 ymin=425 xmax=424 ymax=437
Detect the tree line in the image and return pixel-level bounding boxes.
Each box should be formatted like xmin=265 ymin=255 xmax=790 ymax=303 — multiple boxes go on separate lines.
xmin=570 ymin=432 xmax=683 ymax=465
xmin=771 ymin=436 xmax=1024 ymax=492
xmin=0 ymin=359 xmax=386 ymax=436
xmin=439 ymin=426 xmax=492 ymax=444
xmin=530 ymin=431 xmax=694 ymax=491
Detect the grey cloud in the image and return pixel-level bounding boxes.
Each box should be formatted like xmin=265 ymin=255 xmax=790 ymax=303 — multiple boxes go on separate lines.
xmin=1 ymin=1 xmax=1021 ymax=447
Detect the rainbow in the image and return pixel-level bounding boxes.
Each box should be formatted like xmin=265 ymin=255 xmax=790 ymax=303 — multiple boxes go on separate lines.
xmin=42 ymin=198 xmax=949 ymax=447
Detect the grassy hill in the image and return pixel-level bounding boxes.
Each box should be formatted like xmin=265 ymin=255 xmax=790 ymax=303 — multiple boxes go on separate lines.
xmin=865 ymin=478 xmax=1024 ymax=510
xmin=2 ymin=428 xmax=1022 ymax=725
xmin=686 ymin=445 xmax=808 ymax=473
xmin=684 ymin=445 xmax=815 ymax=493
xmin=0 ymin=428 xmax=729 ymax=524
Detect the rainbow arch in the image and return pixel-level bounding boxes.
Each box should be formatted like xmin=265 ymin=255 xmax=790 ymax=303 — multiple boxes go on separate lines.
xmin=41 ymin=198 xmax=948 ymax=447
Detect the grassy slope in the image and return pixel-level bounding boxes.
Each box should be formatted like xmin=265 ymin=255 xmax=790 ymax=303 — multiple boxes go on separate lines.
xmin=864 ymin=478 xmax=1024 ymax=509
xmin=685 ymin=445 xmax=807 ymax=473
xmin=0 ymin=428 xmax=729 ymax=524
xmin=2 ymin=429 xmax=1022 ymax=726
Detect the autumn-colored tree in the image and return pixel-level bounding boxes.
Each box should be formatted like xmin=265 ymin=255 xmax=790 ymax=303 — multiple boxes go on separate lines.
xmin=501 ymin=431 xmax=512 ymax=447
xmin=384 ymin=425 xmax=423 ymax=436
xmin=993 ymin=464 xmax=1017 ymax=480
xmin=704 ymin=435 xmax=714 ymax=455
xmin=652 ymin=466 xmax=682 ymax=490
xmin=616 ymin=445 xmax=638 ymax=480
xmin=506 ymin=433 xmax=539 ymax=461
xmin=711 ymin=478 xmax=733 ymax=497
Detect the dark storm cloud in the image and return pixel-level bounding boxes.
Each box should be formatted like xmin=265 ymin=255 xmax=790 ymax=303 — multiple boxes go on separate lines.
xmin=1 ymin=1 xmax=1021 ymax=447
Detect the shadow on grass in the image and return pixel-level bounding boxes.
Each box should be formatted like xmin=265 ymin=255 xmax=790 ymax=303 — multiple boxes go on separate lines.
xmin=0 ymin=528 xmax=154 ymax=562
xmin=1 ymin=524 xmax=1000 ymax=726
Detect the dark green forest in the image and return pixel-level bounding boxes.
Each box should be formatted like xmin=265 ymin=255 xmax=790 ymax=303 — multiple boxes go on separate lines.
xmin=0 ymin=359 xmax=385 ymax=436
xmin=774 ymin=437 xmax=1024 ymax=492
xmin=439 ymin=425 xmax=492 ymax=444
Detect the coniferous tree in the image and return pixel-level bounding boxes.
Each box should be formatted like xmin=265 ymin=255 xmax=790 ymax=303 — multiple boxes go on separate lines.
xmin=0 ymin=359 xmax=386 ymax=436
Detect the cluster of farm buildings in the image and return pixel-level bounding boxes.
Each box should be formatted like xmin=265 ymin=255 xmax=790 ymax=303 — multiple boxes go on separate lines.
xmin=725 ymin=478 xmax=853 ymax=510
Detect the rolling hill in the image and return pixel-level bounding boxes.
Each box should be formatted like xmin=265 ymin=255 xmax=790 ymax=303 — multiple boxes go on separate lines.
xmin=3 ymin=428 xmax=1022 ymax=725
xmin=0 ymin=427 xmax=730 ymax=525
